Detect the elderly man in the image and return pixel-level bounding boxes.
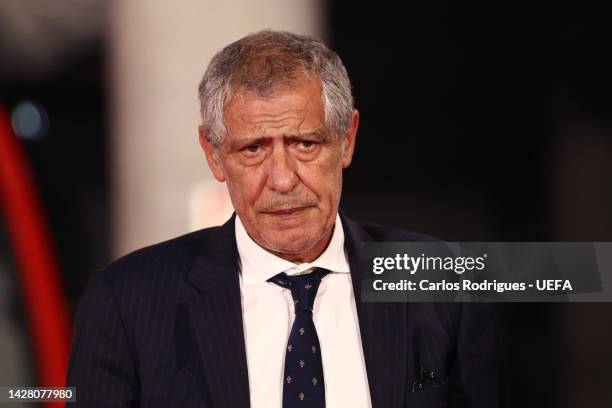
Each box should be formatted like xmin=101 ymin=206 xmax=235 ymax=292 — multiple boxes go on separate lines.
xmin=67 ymin=30 xmax=498 ymax=407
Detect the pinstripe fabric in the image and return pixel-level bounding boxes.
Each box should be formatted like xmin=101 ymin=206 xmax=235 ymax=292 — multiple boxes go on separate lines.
xmin=67 ymin=213 xmax=499 ymax=407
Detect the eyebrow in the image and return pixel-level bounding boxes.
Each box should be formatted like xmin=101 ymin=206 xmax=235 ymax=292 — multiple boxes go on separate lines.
xmin=285 ymin=131 xmax=329 ymax=142
xmin=230 ymin=136 xmax=269 ymax=151
xmin=230 ymin=130 xmax=329 ymax=150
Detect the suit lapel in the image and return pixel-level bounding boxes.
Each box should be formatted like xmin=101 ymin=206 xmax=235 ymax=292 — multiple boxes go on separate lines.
xmin=341 ymin=213 xmax=408 ymax=408
xmin=184 ymin=214 xmax=251 ymax=408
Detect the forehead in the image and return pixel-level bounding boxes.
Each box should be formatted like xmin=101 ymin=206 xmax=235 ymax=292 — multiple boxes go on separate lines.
xmin=223 ymin=80 xmax=325 ymax=135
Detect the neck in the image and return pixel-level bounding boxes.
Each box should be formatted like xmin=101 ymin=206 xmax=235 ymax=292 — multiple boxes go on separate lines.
xmin=270 ymin=227 xmax=334 ymax=264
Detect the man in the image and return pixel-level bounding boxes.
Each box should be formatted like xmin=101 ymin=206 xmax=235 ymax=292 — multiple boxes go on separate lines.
xmin=67 ymin=30 xmax=498 ymax=407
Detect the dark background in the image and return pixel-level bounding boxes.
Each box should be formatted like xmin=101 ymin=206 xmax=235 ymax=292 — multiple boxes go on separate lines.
xmin=331 ymin=2 xmax=612 ymax=407
xmin=1 ymin=1 xmax=612 ymax=406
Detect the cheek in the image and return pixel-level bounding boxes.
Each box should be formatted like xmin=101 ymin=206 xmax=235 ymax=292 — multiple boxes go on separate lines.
xmin=225 ymin=163 xmax=266 ymax=211
xmin=297 ymin=159 xmax=343 ymax=205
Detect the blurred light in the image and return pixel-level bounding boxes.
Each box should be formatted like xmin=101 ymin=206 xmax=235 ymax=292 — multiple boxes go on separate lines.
xmin=189 ymin=179 xmax=234 ymax=230
xmin=10 ymin=101 xmax=49 ymax=140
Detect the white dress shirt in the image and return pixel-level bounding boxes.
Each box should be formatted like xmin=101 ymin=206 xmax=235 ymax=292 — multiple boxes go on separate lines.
xmin=236 ymin=214 xmax=372 ymax=408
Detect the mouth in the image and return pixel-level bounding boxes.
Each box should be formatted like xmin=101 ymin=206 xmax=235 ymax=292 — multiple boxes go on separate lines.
xmin=264 ymin=206 xmax=312 ymax=216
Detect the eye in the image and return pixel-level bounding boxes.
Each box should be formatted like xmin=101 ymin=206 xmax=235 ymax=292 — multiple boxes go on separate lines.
xmin=242 ymin=144 xmax=262 ymax=155
xmin=296 ymin=140 xmax=318 ymax=152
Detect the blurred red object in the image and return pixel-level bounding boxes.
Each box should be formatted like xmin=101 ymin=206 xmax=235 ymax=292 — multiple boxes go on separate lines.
xmin=0 ymin=106 xmax=71 ymax=407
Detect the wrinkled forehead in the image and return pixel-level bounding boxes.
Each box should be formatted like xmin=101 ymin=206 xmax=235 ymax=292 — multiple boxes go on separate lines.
xmin=223 ymin=80 xmax=326 ymax=134
xmin=228 ymin=72 xmax=322 ymax=104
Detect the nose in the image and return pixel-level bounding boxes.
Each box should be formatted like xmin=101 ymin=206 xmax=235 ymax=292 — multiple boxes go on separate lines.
xmin=266 ymin=145 xmax=298 ymax=193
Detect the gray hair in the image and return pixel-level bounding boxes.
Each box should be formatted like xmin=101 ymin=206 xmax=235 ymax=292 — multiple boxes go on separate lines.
xmin=198 ymin=30 xmax=354 ymax=147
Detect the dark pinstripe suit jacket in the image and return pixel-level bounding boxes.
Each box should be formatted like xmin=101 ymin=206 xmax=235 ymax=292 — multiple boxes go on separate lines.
xmin=67 ymin=213 xmax=499 ymax=407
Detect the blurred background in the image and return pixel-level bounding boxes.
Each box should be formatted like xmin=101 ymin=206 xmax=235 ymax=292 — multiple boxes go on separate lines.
xmin=0 ymin=0 xmax=611 ymax=407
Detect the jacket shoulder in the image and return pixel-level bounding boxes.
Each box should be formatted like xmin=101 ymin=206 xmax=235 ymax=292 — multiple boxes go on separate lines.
xmin=96 ymin=224 xmax=225 ymax=290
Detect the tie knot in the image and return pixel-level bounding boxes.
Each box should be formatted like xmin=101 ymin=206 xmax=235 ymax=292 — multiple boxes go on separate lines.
xmin=268 ymin=268 xmax=330 ymax=314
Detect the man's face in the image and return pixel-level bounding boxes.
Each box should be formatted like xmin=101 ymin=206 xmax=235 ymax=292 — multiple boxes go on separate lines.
xmin=199 ymin=80 xmax=358 ymax=262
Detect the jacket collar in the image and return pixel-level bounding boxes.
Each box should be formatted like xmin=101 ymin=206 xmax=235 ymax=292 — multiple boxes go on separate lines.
xmin=185 ymin=213 xmax=239 ymax=293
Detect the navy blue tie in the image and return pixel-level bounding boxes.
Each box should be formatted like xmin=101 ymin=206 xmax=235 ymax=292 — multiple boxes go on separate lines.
xmin=268 ymin=268 xmax=330 ymax=407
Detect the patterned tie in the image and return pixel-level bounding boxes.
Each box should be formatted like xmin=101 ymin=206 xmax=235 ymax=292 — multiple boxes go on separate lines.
xmin=268 ymin=267 xmax=330 ymax=407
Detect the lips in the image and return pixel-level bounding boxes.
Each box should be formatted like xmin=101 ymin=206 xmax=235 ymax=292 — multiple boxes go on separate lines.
xmin=265 ymin=206 xmax=310 ymax=215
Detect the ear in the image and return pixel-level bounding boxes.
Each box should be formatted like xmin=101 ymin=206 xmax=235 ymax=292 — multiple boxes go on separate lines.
xmin=341 ymin=109 xmax=359 ymax=168
xmin=198 ymin=125 xmax=225 ymax=182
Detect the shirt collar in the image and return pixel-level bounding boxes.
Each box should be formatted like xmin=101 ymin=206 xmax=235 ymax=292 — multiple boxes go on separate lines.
xmin=235 ymin=213 xmax=350 ymax=286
